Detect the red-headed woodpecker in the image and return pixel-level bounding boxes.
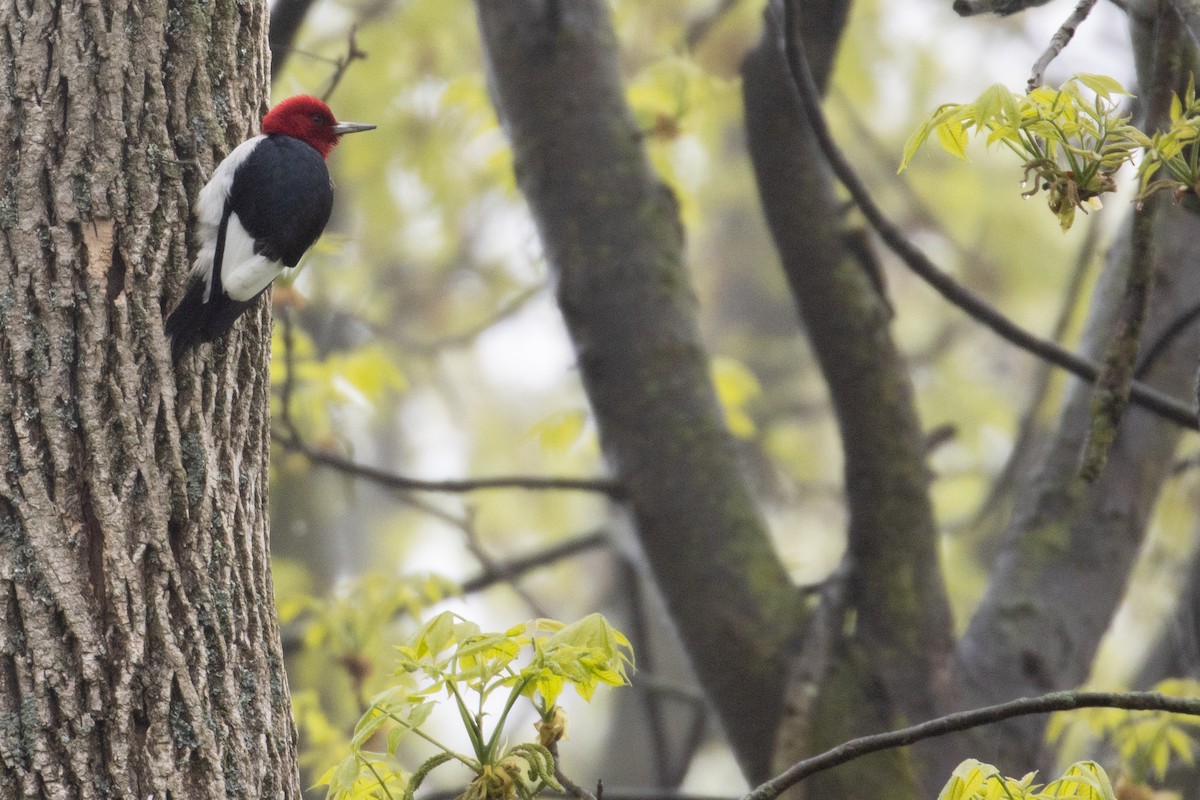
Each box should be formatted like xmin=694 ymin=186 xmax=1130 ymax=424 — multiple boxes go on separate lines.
xmin=165 ymin=95 xmax=374 ymax=359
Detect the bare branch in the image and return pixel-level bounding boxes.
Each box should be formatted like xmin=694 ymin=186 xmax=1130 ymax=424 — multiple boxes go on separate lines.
xmin=321 ymin=26 xmax=368 ymax=103
xmin=280 ymin=440 xmax=624 ymax=497
xmin=744 ymin=691 xmax=1200 ymax=800
xmin=1027 ymin=0 xmax=1100 ymax=91
xmin=460 ymin=529 xmax=609 ymax=594
xmin=773 ymin=0 xmax=1199 ymax=431
xmin=954 ymin=0 xmax=1054 ymax=16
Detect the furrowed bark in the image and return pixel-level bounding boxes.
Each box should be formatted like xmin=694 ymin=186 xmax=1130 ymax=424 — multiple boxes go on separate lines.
xmin=743 ymin=2 xmax=954 ymax=796
xmin=474 ymin=0 xmax=803 ymax=782
xmin=0 ymin=0 xmax=298 ymax=796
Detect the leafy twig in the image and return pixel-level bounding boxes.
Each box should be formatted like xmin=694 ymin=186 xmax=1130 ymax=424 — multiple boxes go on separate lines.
xmin=772 ymin=0 xmax=1199 ymax=431
xmin=274 ymin=312 xmax=623 ymax=498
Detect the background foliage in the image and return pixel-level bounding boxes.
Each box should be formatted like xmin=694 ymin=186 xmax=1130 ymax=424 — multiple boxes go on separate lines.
xmin=266 ymin=0 xmax=1200 ymax=795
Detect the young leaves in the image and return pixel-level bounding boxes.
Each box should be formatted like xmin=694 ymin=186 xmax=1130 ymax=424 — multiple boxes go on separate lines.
xmin=319 ymin=611 xmax=633 ymax=800
xmin=901 ymin=75 xmax=1138 ymax=231
xmin=938 ymin=759 xmax=1116 ymax=800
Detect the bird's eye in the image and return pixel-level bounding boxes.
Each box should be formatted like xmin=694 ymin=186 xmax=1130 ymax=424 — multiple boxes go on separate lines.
xmin=310 ymin=112 xmax=325 ymax=124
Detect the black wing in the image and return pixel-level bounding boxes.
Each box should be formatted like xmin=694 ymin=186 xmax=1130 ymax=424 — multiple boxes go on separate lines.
xmin=228 ymin=135 xmax=335 ymax=268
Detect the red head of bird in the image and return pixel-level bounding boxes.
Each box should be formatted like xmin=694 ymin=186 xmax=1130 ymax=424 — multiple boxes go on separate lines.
xmin=261 ymin=95 xmax=376 ymax=158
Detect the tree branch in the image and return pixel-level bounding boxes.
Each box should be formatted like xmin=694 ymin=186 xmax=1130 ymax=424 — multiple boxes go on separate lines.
xmin=459 ymin=529 xmax=609 ymax=594
xmin=773 ymin=1 xmax=1199 ymax=431
xmin=744 ymin=691 xmax=1200 ymax=800
xmin=475 ymin=0 xmax=804 ymax=781
xmin=280 ymin=440 xmax=624 ymax=497
xmin=320 ymin=26 xmax=368 ymax=103
xmin=1027 ymin=0 xmax=1101 ymax=91
xmin=274 ymin=311 xmax=622 ymax=498
xmin=745 ymin=3 xmax=953 ymax=794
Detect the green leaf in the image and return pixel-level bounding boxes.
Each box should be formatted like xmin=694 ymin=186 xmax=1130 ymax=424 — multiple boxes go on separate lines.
xmin=899 ymin=120 xmax=934 ymax=171
xmin=526 ymin=409 xmax=590 ymax=453
xmin=1074 ymin=73 xmax=1130 ymax=100
xmin=935 ymin=119 xmax=970 ymax=159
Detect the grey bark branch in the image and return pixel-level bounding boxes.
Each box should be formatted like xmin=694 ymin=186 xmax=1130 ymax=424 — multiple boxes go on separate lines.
xmin=473 ymin=0 xmax=803 ymax=781
xmin=745 ymin=691 xmax=1200 ymax=800
xmin=1027 ymin=0 xmax=1101 ymax=91
xmin=952 ymin=3 xmax=1200 ymax=774
xmin=745 ymin=1 xmax=953 ymax=794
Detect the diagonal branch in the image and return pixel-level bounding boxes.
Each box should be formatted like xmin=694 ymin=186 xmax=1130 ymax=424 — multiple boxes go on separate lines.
xmin=744 ymin=691 xmax=1200 ymax=800
xmin=1027 ymin=0 xmax=1100 ymax=91
xmin=774 ymin=1 xmax=1199 ymax=431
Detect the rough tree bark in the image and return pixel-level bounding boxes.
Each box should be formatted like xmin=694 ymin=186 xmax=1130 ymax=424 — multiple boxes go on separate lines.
xmin=0 ymin=0 xmax=298 ymax=797
xmin=474 ymin=0 xmax=804 ymax=783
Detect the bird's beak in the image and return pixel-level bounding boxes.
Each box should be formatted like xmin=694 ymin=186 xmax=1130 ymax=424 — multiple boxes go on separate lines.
xmin=332 ymin=121 xmax=376 ymax=135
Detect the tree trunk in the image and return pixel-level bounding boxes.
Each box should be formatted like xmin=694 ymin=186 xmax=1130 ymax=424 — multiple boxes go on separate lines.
xmin=0 ymin=0 xmax=298 ymax=797
xmin=474 ymin=0 xmax=804 ymax=782
xmin=743 ymin=3 xmax=954 ymax=796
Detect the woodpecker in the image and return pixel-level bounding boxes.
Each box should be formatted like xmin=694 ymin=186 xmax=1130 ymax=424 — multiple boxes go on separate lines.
xmin=165 ymin=95 xmax=375 ymax=360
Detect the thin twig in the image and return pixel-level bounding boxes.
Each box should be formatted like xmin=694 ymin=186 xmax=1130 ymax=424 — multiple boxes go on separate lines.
xmin=1027 ymin=0 xmax=1100 ymax=92
xmin=685 ymin=0 xmax=745 ymax=50
xmin=742 ymin=690 xmax=1200 ymax=800
xmin=1134 ymin=298 xmax=1200 ymax=379
xmin=321 ymin=25 xmax=368 ymax=103
xmin=460 ymin=529 xmax=609 ymax=594
xmin=274 ymin=312 xmax=622 ymax=498
xmin=276 ymin=310 xmax=470 ymax=527
xmin=458 ymin=505 xmax=551 ymax=617
xmin=549 ymin=740 xmax=598 ymax=800
xmin=280 ymin=439 xmax=624 ymax=497
xmin=772 ymin=0 xmax=1199 ymax=431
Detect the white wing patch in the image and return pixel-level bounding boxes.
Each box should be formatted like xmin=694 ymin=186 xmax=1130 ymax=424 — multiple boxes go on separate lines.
xmin=220 ymin=212 xmax=284 ymax=302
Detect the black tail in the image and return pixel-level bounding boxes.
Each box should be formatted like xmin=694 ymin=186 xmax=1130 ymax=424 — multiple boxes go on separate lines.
xmin=165 ymin=280 xmax=210 ymax=361
xmin=165 ymin=280 xmax=258 ymax=361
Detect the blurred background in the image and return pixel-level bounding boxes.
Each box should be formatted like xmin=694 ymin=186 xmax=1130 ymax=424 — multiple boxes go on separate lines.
xmin=263 ymin=0 xmax=1197 ymax=794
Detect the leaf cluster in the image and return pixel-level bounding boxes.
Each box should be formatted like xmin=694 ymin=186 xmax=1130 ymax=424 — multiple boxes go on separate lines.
xmin=901 ymin=74 xmax=1138 ymax=231
xmin=319 ymin=611 xmax=633 ymax=800
xmin=939 ymin=759 xmax=1117 ymax=800
xmin=1139 ymin=77 xmax=1200 ymax=204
